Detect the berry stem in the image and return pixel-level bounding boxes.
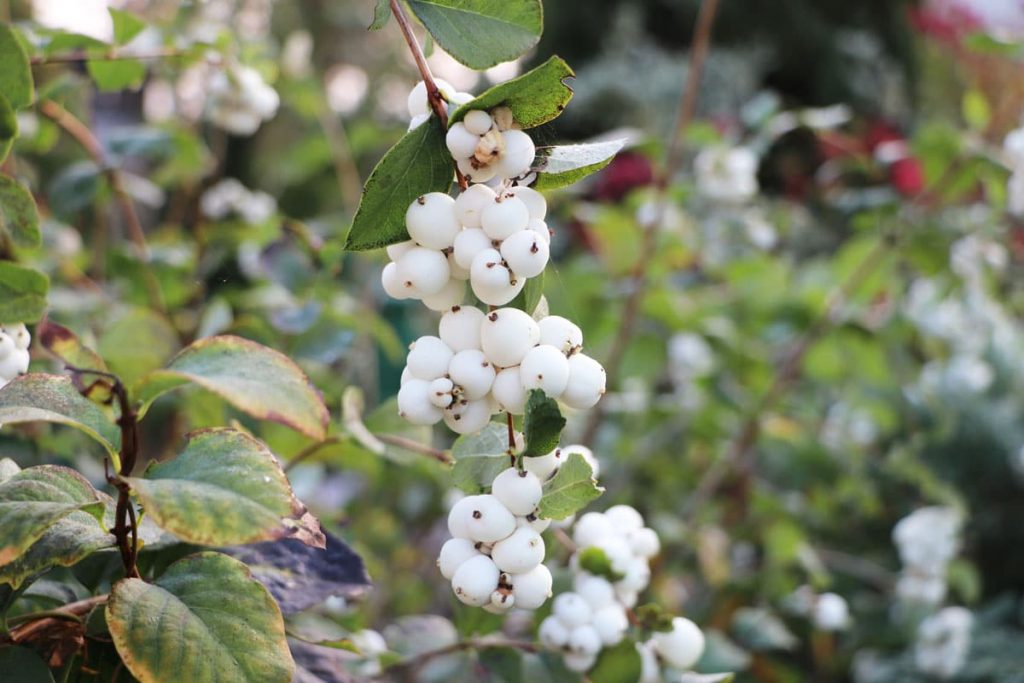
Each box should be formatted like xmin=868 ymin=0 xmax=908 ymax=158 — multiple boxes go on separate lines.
xmin=388 ymin=0 xmax=469 ymax=190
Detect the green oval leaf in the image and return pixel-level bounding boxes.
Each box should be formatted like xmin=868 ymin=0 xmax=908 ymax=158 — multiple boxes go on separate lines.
xmin=135 ymin=335 xmax=329 ymax=440
xmin=450 ymin=422 xmax=511 ymax=493
xmin=0 ymin=93 xmax=15 ymax=164
xmin=87 ymin=59 xmax=147 ymax=92
xmin=0 ymin=25 xmax=33 ymax=110
xmin=533 ymin=139 xmax=625 ymax=191
xmin=99 ymin=307 xmax=179 ymax=388
xmin=538 ymin=452 xmax=603 ymax=520
xmin=0 ymin=646 xmax=56 ymax=683
xmin=406 ymin=0 xmax=542 ymax=69
xmin=343 ymin=117 xmax=452 ymax=251
xmin=0 ymin=465 xmax=105 ymax=567
xmin=0 ymin=174 xmax=41 ymax=249
xmin=369 ymin=0 xmax=392 ymax=30
xmin=589 ymin=638 xmax=642 ymax=683
xmin=0 ymin=374 xmax=121 ymax=456
xmin=125 ymin=428 xmax=324 ymax=548
xmin=0 ymin=261 xmax=49 ymax=323
xmin=450 ymin=56 xmax=574 ymax=130
xmin=38 ymin=318 xmax=108 ymax=373
xmin=107 ymin=551 xmax=295 ymax=683
xmin=522 ymin=389 xmax=565 ymax=457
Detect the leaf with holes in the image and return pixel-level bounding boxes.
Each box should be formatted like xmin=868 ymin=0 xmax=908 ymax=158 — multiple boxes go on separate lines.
xmin=0 ymin=374 xmax=120 ymax=456
xmin=0 ymin=465 xmax=105 ymax=568
xmin=538 ymin=452 xmax=603 ymax=520
xmin=124 ymin=428 xmax=324 ymax=548
xmin=533 ymin=139 xmax=626 ymax=191
xmin=342 ymin=117 xmax=452 ymax=250
xmin=0 ymin=261 xmax=49 ymax=324
xmin=135 ymin=335 xmax=329 ymax=440
xmin=522 ymin=390 xmax=565 ymax=457
xmin=406 ymin=0 xmax=542 ymax=69
xmin=107 ymin=551 xmax=294 ymax=683
xmin=450 ymin=56 xmax=574 ymax=130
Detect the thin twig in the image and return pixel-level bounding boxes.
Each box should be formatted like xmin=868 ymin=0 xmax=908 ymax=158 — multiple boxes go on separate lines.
xmin=6 ymin=595 xmax=108 ymax=644
xmin=388 ymin=0 xmax=468 ymax=190
xmin=39 ymin=99 xmax=165 ymax=313
xmin=377 ymin=433 xmax=453 ymax=464
xmin=317 ymin=101 xmax=363 ymax=215
xmin=285 ymin=436 xmax=343 ymax=472
xmin=580 ymin=0 xmax=722 ymax=446
xmin=31 ymin=48 xmax=185 ymax=66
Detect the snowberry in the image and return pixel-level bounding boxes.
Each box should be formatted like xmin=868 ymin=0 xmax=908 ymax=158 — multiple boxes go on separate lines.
xmin=407 ymin=113 xmax=429 ymax=131
xmin=561 ymin=353 xmax=606 ymax=409
xmin=593 ymin=606 xmax=629 ymax=646
xmin=652 ymin=617 xmax=706 ymax=670
xmin=386 ymin=240 xmax=415 ymax=262
xmin=638 ymin=642 xmax=660 ymax=683
xmin=519 ymin=344 xmax=570 ymax=397
xmin=568 ymin=625 xmax=602 ymax=657
xmin=407 ymin=78 xmax=454 ymax=118
xmin=492 ymin=367 xmax=528 ymax=414
xmin=406 ymin=336 xmax=454 ymax=381
xmin=439 ymin=305 xmax=485 ymax=352
xmin=448 ymin=349 xmax=496 ymax=400
xmin=481 ymin=196 xmax=530 ymax=241
xmin=573 ymin=513 xmax=614 ymax=548
xmin=421 ymin=278 xmax=465 ymax=311
xmin=522 ymin=448 xmax=561 ymax=481
xmin=509 ymin=186 xmax=546 ymax=220
xmin=629 ymin=528 xmax=661 ymax=558
xmin=509 ymin=564 xmax=553 ymax=610
xmin=470 ymin=248 xmax=521 ymax=307
xmin=518 ymin=513 xmax=551 ymax=533
xmin=500 ymin=229 xmax=549 ymax=279
xmin=563 ymin=652 xmax=596 ymax=673
xmin=495 ymin=130 xmax=536 ymax=179
xmin=595 ymin=536 xmax=633 ymax=575
xmin=447 ymin=251 xmax=470 ymax=281
xmin=453 ymin=227 xmax=493 ymax=270
xmin=396 ymin=246 xmax=450 ymax=296
xmin=454 ymin=184 xmax=497 ymax=230
xmin=563 ymin=444 xmax=600 ymax=478
xmin=813 ymin=593 xmax=850 ymax=631
xmin=490 ymin=589 xmax=515 ymax=611
xmin=400 ymin=366 xmax=412 ymax=386
xmin=620 ymin=557 xmax=652 ymax=592
xmin=528 ymin=218 xmax=551 ymax=244
xmin=351 ymin=629 xmax=387 ymax=657
xmin=491 ymin=527 xmax=545 ymax=573
xmin=449 ymin=91 xmax=474 ymax=107
xmin=4 ymin=324 xmax=29 ymax=352
xmin=446 ymin=122 xmax=479 ymax=159
xmin=447 ymin=495 xmax=480 ymax=539
xmin=381 ymin=262 xmax=409 ymax=300
xmin=463 ymin=109 xmax=493 ymax=136
xmin=406 ymin=193 xmax=460 ymax=250
xmin=539 ymin=616 xmax=569 ymax=649
xmin=462 ymin=494 xmax=517 ymax=542
xmin=457 ymin=158 xmax=497 ymax=184
xmin=451 ymin=554 xmax=500 ymax=606
xmin=553 ymin=592 xmax=593 ymax=628
xmin=438 ymin=538 xmax=480 ymax=579
xmin=428 ymin=377 xmax=455 ymax=408
xmin=444 ymin=399 xmax=494 ymax=435
xmin=538 ymin=316 xmax=583 ymax=355
xmin=615 ymin=586 xmax=639 ymax=608
xmin=480 ymin=308 xmax=540 ymax=368
xmin=605 ymin=505 xmax=644 ymax=533
xmin=574 ymin=575 xmax=616 ymax=609
xmin=397 ymin=379 xmax=443 ymax=425
xmin=491 ymin=468 xmax=543 ymax=516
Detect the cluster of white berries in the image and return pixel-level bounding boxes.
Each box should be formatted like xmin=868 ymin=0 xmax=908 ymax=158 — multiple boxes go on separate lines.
xmin=397 ymin=308 xmax=605 ymax=433
xmin=381 ymin=185 xmax=550 ymax=309
xmin=205 ymin=65 xmax=280 ymax=136
xmin=0 ymin=324 xmax=31 ymax=389
xmin=199 ymin=178 xmax=277 ymax=224
xmin=914 ymin=606 xmax=973 ymax=679
xmin=348 ymin=629 xmax=388 ymax=677
xmin=789 ymin=586 xmax=851 ymax=631
xmin=446 ymin=107 xmax=536 ymax=184
xmin=438 ymin=467 xmax=553 ymax=614
xmin=892 ymin=506 xmax=962 ymax=607
xmin=569 ymin=506 xmax=661 ymax=608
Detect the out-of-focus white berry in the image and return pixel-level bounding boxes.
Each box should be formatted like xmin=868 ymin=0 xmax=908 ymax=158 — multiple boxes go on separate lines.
xmin=454 ymin=184 xmax=497 ymax=229
xmin=560 ymin=354 xmax=606 ymax=410
xmin=519 ymin=344 xmax=570 ymax=397
xmin=449 ymin=91 xmax=474 ymax=107
xmin=491 ymin=527 xmax=544 ymax=573
xmin=428 ymin=377 xmax=454 ymax=408
xmin=407 ymin=113 xmax=429 ymax=131
xmin=481 ymin=196 xmax=530 ymax=241
xmin=500 ymin=229 xmax=549 ymax=279
xmin=620 ymin=557 xmax=652 ymax=592
xmin=381 ymin=262 xmax=409 ymax=299
xmin=574 ymin=574 xmax=616 ymax=609
xmin=397 ymin=379 xmax=443 ymax=425
xmin=539 ymin=616 xmax=569 ymax=649
xmin=509 ymin=564 xmax=553 ymax=610
xmin=605 ymin=505 xmax=644 ymax=533
xmin=481 ymin=308 xmax=540 ymax=368
xmin=406 ymin=193 xmax=460 ymax=250
xmin=396 ymin=246 xmax=450 ymax=295
xmin=522 ymin=448 xmax=561 ymax=481
xmin=568 ymin=625 xmax=602 ymax=657
xmin=652 ymin=617 xmax=705 ymax=671
xmin=637 ymin=641 xmax=660 ymax=683
xmin=508 ymin=186 xmax=546 ymax=220
xmin=440 ymin=305 xmax=485 ymax=352
xmin=406 ymin=336 xmax=454 ymax=381
xmin=491 ymin=468 xmax=543 ymax=515
xmin=492 ymin=367 xmax=528 ymax=414
xmin=813 ymin=593 xmax=850 ymax=631
xmin=538 ymin=316 xmax=583 ymax=355
xmin=592 ymin=605 xmax=629 ymax=646
xmin=615 ymin=586 xmax=638 ymax=608
xmin=573 ymin=512 xmax=614 ymax=548
xmin=462 ymin=494 xmax=517 ymax=542
xmin=422 ymin=278 xmax=465 ymax=311
xmin=444 ymin=399 xmax=494 ymax=435
xmin=448 ymin=349 xmax=496 ymax=400
xmin=1 ymin=324 xmax=29 ymax=353
xmin=563 ymin=652 xmax=597 ymax=673
xmin=594 ymin=536 xmax=633 ymax=575
xmin=446 ymin=122 xmax=479 ymax=159
xmin=451 ymin=554 xmax=500 ymax=606
xmin=495 ymin=130 xmax=536 ymax=179
xmin=553 ymin=592 xmax=592 ymax=628
xmin=438 ymin=538 xmax=480 ymax=579
xmin=629 ymin=528 xmax=661 ymax=558
xmin=463 ymin=109 xmax=493 ymax=136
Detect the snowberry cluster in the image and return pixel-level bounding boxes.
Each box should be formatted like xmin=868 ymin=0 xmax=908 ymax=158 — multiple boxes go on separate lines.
xmin=569 ymin=506 xmax=661 ymax=608
xmin=438 ymin=467 xmax=553 ymax=614
xmin=914 ymin=606 xmax=972 ymax=679
xmin=205 ymin=65 xmax=280 ymax=136
xmin=397 ymin=308 xmax=606 ymax=432
xmin=446 ymin=106 xmax=536 ymax=184
xmin=0 ymin=323 xmax=31 ymax=389
xmin=381 ymin=185 xmax=551 ymax=309
xmin=406 ymin=79 xmax=475 ymax=131
xmin=892 ymin=506 xmax=962 ymax=607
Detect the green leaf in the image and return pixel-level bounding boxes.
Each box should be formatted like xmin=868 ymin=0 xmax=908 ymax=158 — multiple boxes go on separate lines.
xmin=634 ymin=603 xmax=675 ymax=633
xmin=509 ymin=270 xmax=544 ymax=315
xmin=479 ymin=646 xmax=524 ymax=682
xmin=0 ymin=374 xmax=121 ymax=457
xmin=0 ymin=465 xmax=105 ymax=567
xmin=538 ymin=452 xmax=603 ymax=520
xmin=99 ymin=308 xmax=179 ymax=388
xmin=450 ymin=56 xmax=574 ymax=130
xmin=125 ymin=428 xmax=325 ymax=548
xmin=522 ymin=390 xmax=565 ymax=457
xmin=577 ymin=546 xmax=624 ymax=582
xmin=0 ymin=174 xmax=42 ymax=248
xmin=0 ymin=261 xmax=49 ymax=323
xmin=406 ymin=0 xmax=542 ymax=70
xmin=342 ymin=117 xmax=452 ymax=250
xmin=0 ymin=25 xmax=33 ymax=109
xmin=0 ymin=93 xmax=15 ymax=164
xmin=450 ymin=422 xmax=511 ymax=493
xmin=107 ymin=551 xmax=295 ymax=683
xmin=369 ymin=0 xmax=392 ymax=29
xmin=87 ymin=59 xmax=147 ymax=92
xmin=589 ymin=638 xmax=641 ymax=683
xmin=135 ymin=335 xmax=329 ymax=440
xmin=109 ymin=8 xmax=147 ymax=45
xmin=533 ymin=139 xmax=625 ymax=191
xmin=0 ymin=646 xmax=56 ymax=683
xmin=38 ymin=318 xmax=108 ymax=373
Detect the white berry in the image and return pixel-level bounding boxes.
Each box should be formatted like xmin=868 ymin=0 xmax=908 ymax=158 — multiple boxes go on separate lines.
xmin=573 ymin=512 xmax=614 ymax=548
xmin=539 ymin=616 xmax=568 ymax=649
xmin=444 ymin=398 xmax=494 ymax=435
xmin=552 ymin=592 xmax=592 ymax=628
xmin=451 ymin=555 xmax=500 ymax=607
xmin=495 ymin=130 xmax=536 ymax=179
xmin=422 ymin=278 xmax=466 ymax=312
xmin=652 ymin=617 xmax=706 ymax=670
xmin=453 ymin=227 xmax=494 ymax=269
xmin=386 ymin=240 xmax=415 ymax=262
xmin=492 ymin=366 xmax=528 ymax=414
xmin=605 ymin=505 xmax=644 ymax=532
xmin=406 ymin=335 xmax=453 ymax=381
xmin=509 ymin=186 xmax=546 ymax=220
xmin=593 ymin=606 xmax=628 ymax=646
xmin=381 ymin=262 xmax=409 ymax=299
xmin=396 ymin=246 xmax=450 ymax=296
xmin=428 ymin=377 xmax=454 ymax=408
xmin=574 ymin=575 xmax=616 ymax=610
xmin=620 ymin=557 xmax=651 ymax=592
xmin=563 ymin=652 xmax=596 ymax=673
xmin=629 ymin=528 xmax=661 ymax=558
xmin=463 ymin=109 xmax=493 ymax=136
xmin=480 ymin=308 xmax=540 ymax=368
xmin=397 ymin=379 xmax=443 ymax=425
xmin=448 ymin=495 xmax=481 ymax=539
xmin=519 ymin=344 xmax=570 ymax=397
xmin=500 ymin=228 xmax=549 ymax=279
xmin=528 ymin=218 xmax=551 ymax=244
xmin=560 ymin=353 xmax=606 ymax=410
xmin=567 ymin=625 xmax=602 ymax=657
xmin=538 ymin=316 xmax=583 ymax=355
xmin=438 ymin=538 xmax=479 ymax=579
xmin=481 ymin=196 xmax=530 ymax=241
xmin=508 ymin=564 xmax=553 ymax=610
xmin=522 ymin=449 xmax=560 ymax=481
xmin=439 ymin=305 xmax=485 ymax=352
xmin=462 ymin=494 xmax=517 ymax=542
xmin=491 ymin=468 xmax=543 ymax=516
xmin=470 ymin=248 xmax=521 ymax=307
xmin=448 ymin=349 xmax=496 ymax=400
xmin=491 ymin=526 xmax=545 ymax=573
xmin=405 ymin=193 xmax=460 ymax=250
xmin=446 ymin=122 xmax=479 ymax=159
xmin=454 ymin=184 xmax=497 ymax=229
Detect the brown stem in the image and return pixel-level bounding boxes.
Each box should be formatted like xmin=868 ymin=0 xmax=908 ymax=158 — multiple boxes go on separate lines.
xmin=580 ymin=0 xmax=722 ymax=446
xmin=388 ymin=0 xmax=468 ymax=190
xmin=377 ymin=433 xmax=453 ymax=464
xmin=317 ymin=102 xmax=363 ymax=215
xmin=6 ymin=595 xmax=108 ymax=644
xmin=39 ymin=99 xmax=165 ymax=313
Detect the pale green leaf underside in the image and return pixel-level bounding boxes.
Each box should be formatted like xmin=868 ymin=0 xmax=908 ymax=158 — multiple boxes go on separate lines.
xmin=533 ymin=139 xmax=626 ymax=191
xmin=407 ymin=0 xmax=542 ymax=69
